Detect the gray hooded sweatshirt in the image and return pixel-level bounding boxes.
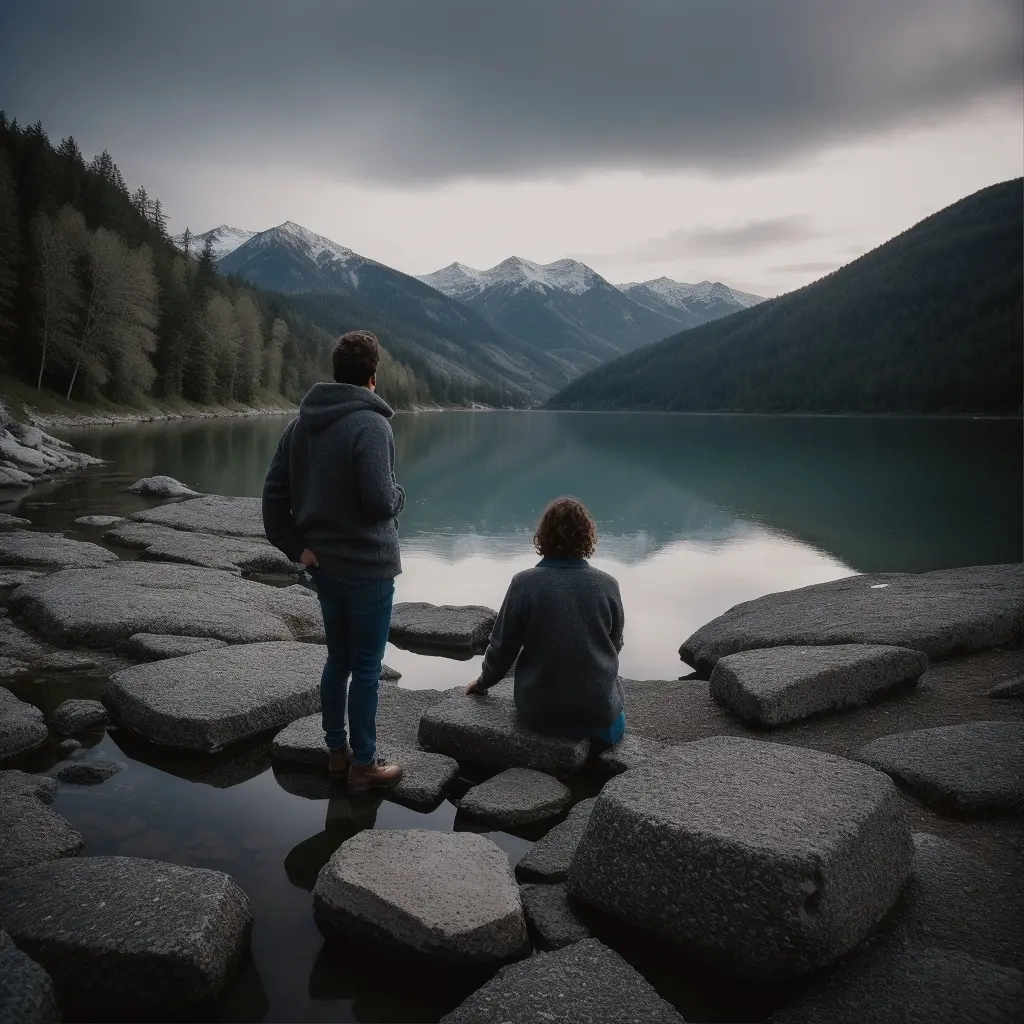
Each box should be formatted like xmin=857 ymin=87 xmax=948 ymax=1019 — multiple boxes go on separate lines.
xmin=262 ymin=382 xmax=405 ymax=580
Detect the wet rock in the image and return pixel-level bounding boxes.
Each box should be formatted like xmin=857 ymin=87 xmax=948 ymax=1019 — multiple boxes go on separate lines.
xmin=515 ymin=799 xmax=596 ymax=883
xmin=132 ymin=494 xmax=263 ymax=536
xmin=127 ymin=475 xmax=201 ymax=498
xmin=458 ymin=768 xmax=571 ymax=829
xmin=0 ymin=769 xmax=83 ymax=873
xmin=105 ymin=520 xmax=297 ymax=575
xmin=0 ymin=689 xmax=48 ymax=761
xmin=0 ymin=513 xmax=31 ymax=528
xmin=988 ymin=675 xmax=1024 ymax=699
xmin=0 ymin=929 xmax=59 ymax=1024
xmin=121 ymin=632 xmax=230 ymax=661
xmin=597 ymin=732 xmax=667 ymax=776
xmin=51 ymin=698 xmax=109 ymax=735
xmin=520 ymin=883 xmax=593 ymax=951
xmin=0 ymin=615 xmax=114 ymax=674
xmin=681 ymin=564 xmax=1024 ymax=676
xmin=709 ymin=644 xmax=929 ymax=727
xmin=418 ymin=686 xmax=590 ymax=777
xmin=313 ymin=829 xmax=529 ymax=966
xmin=53 ymin=759 xmax=126 ymax=785
xmin=0 ymin=569 xmax=45 ymax=598
xmin=73 ymin=515 xmax=124 ymax=528
xmin=56 ymin=739 xmax=81 ymax=754
xmin=390 ymin=601 xmax=496 ymax=652
xmin=10 ymin=561 xmax=324 ymax=648
xmin=0 ymin=770 xmax=56 ymax=803
xmin=0 ymin=855 xmax=252 ymax=1021
xmin=0 ymin=529 xmax=118 ymax=571
xmin=568 ymin=736 xmax=913 ymax=980
xmin=380 ymin=663 xmax=401 ymax=681
xmin=440 ymin=938 xmax=685 ymax=1024
xmin=856 ymin=721 xmax=1024 ymax=814
xmin=769 ymin=949 xmax=1024 ymax=1024
xmin=107 ymin=641 xmax=325 ymax=751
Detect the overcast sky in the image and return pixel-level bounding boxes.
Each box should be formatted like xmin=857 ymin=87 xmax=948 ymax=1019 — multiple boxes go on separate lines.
xmin=1 ymin=0 xmax=1020 ymax=296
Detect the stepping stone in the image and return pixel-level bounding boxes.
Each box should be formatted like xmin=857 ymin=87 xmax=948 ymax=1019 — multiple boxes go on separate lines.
xmin=0 ymin=929 xmax=59 ymax=1024
xmin=769 ymin=949 xmax=1024 ymax=1024
xmin=440 ymin=938 xmax=685 ymax=1024
xmin=680 ymin=564 xmax=1024 ymax=676
xmin=0 ymin=530 xmax=118 ymax=571
xmin=0 ymin=690 xmax=48 ymax=761
xmin=0 ymin=513 xmax=31 ymax=527
xmin=0 ymin=615 xmax=111 ymax=674
xmin=53 ymin=759 xmax=126 ymax=785
xmin=107 ymin=641 xmax=325 ymax=751
xmin=520 ymin=883 xmax=592 ymax=950
xmin=418 ymin=687 xmax=590 ymax=778
xmin=132 ymin=494 xmax=262 ymax=536
xmin=390 ymin=601 xmax=496 ymax=652
xmin=458 ymin=768 xmax=571 ymax=829
xmin=105 ymin=520 xmax=296 ymax=575
xmin=709 ymin=644 xmax=928 ymax=727
xmin=597 ymin=732 xmax=667 ymax=776
xmin=988 ymin=675 xmax=1024 ymax=699
xmin=73 ymin=515 xmax=124 ymax=528
xmin=0 ymin=770 xmax=83 ymax=874
xmin=0 ymin=569 xmax=45 ymax=596
xmin=51 ymin=698 xmax=109 ymax=735
xmin=127 ymin=475 xmax=201 ymax=498
xmin=313 ymin=829 xmax=529 ymax=966
xmin=121 ymin=633 xmax=230 ymax=661
xmin=10 ymin=561 xmax=324 ymax=648
xmin=515 ymin=798 xmax=596 ymax=883
xmin=0 ymin=855 xmax=252 ymax=1021
xmin=856 ymin=721 xmax=1024 ymax=814
xmin=568 ymin=736 xmax=913 ymax=980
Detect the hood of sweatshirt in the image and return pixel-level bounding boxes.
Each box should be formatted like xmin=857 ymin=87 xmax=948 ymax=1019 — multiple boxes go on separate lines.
xmin=298 ymin=382 xmax=394 ymax=431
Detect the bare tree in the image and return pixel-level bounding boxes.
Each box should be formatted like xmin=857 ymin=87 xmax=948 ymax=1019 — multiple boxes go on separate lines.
xmin=203 ymin=293 xmax=241 ymax=402
xmin=32 ymin=206 xmax=84 ymax=389
xmin=232 ymin=293 xmax=263 ymax=402
xmin=262 ymin=317 xmax=287 ymax=393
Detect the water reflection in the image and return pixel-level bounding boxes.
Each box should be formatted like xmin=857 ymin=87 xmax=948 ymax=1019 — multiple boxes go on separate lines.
xmin=284 ymin=796 xmax=381 ymax=892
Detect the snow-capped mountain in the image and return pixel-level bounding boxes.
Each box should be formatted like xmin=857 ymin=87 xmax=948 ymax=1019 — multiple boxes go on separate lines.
xmin=172 ymin=224 xmax=256 ymax=260
xmin=618 ymin=277 xmax=764 ymax=328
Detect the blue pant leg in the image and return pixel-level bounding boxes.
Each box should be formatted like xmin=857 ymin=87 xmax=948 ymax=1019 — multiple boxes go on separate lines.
xmin=343 ymin=577 xmax=395 ymax=766
xmin=317 ymin=572 xmax=352 ymax=752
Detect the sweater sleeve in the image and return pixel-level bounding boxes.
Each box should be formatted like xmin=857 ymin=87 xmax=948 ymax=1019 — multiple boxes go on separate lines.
xmin=611 ymin=583 xmax=625 ymax=653
xmin=477 ymin=582 xmax=526 ymax=689
xmin=354 ymin=417 xmax=406 ymax=521
xmin=262 ymin=419 xmax=303 ymax=562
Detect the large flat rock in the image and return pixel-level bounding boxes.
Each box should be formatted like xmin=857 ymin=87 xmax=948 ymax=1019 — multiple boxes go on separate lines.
xmin=418 ymin=686 xmax=590 ymax=777
xmin=597 ymin=733 xmax=668 ymax=776
xmin=313 ymin=829 xmax=529 ymax=966
xmin=458 ymin=768 xmax=571 ymax=829
xmin=0 ymin=770 xmax=83 ymax=873
xmin=710 ymin=644 xmax=929 ymax=727
xmin=0 ymin=855 xmax=252 ymax=1021
xmin=0 ymin=689 xmax=48 ymax=761
xmin=0 ymin=930 xmax=59 ymax=1024
xmin=681 ymin=564 xmax=1024 ymax=676
xmin=856 ymin=721 xmax=1024 ymax=814
xmin=10 ymin=561 xmax=324 ymax=648
xmin=390 ymin=601 xmax=496 ymax=652
xmin=568 ymin=736 xmax=913 ymax=980
xmin=515 ymin=798 xmax=596 ymax=883
xmin=440 ymin=938 xmax=685 ymax=1024
xmin=73 ymin=514 xmax=125 ymax=527
xmin=520 ymin=883 xmax=593 ymax=951
xmin=105 ymin=520 xmax=297 ymax=575
xmin=107 ymin=641 xmax=326 ymax=751
xmin=132 ymin=494 xmax=263 ymax=536
xmin=0 ymin=530 xmax=118 ymax=571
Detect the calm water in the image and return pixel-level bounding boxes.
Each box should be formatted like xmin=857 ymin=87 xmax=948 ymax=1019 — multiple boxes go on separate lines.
xmin=5 ymin=411 xmax=1022 ymax=1022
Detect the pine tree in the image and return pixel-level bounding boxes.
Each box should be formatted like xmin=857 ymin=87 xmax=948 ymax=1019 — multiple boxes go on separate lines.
xmin=179 ymin=227 xmax=192 ymax=259
xmin=0 ymin=151 xmax=20 ymax=346
xmin=149 ymin=198 xmax=167 ymax=239
xmin=195 ymin=234 xmax=217 ymax=289
xmin=131 ymin=185 xmax=149 ymax=218
xmin=203 ymin=293 xmax=240 ymax=402
xmin=262 ymin=317 xmax=287 ymax=392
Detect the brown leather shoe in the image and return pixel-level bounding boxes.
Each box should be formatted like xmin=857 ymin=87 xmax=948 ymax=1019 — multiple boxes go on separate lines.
xmin=328 ymin=748 xmax=350 ymax=776
xmin=348 ymin=755 xmax=402 ymax=792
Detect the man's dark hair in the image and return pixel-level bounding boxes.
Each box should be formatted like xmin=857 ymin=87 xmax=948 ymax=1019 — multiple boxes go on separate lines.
xmin=533 ymin=496 xmax=598 ymax=559
xmin=332 ymin=330 xmax=380 ymax=385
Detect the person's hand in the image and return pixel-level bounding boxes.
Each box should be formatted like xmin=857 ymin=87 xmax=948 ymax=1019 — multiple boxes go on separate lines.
xmin=466 ymin=678 xmax=485 ymax=695
xmin=299 ymin=549 xmax=319 ymax=568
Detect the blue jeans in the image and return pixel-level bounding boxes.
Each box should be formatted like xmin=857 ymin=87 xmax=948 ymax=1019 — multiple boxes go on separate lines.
xmin=314 ymin=571 xmax=395 ymax=766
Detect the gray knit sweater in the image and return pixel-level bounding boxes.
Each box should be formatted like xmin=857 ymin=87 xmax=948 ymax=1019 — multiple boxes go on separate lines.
xmin=262 ymin=383 xmax=405 ymax=579
xmin=478 ymin=558 xmax=625 ymax=731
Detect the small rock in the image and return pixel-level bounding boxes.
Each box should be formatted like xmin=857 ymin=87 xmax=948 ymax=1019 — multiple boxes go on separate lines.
xmin=51 ymin=698 xmax=109 ymax=736
xmin=597 ymin=733 xmax=667 ymax=776
xmin=313 ymin=829 xmax=529 ymax=966
xmin=440 ymin=938 xmax=686 ymax=1024
xmin=56 ymin=739 xmax=81 ymax=754
xmin=0 ymin=769 xmax=83 ymax=873
xmin=0 ymin=929 xmax=59 ymax=1024
xmin=515 ymin=798 xmax=596 ymax=883
xmin=132 ymin=494 xmax=263 ymax=536
xmin=520 ymin=883 xmax=593 ymax=950
xmin=53 ymin=760 xmax=126 ymax=785
xmin=121 ymin=632 xmax=231 ymax=661
xmin=390 ymin=601 xmax=496 ymax=652
xmin=0 ymin=513 xmax=31 ymax=528
xmin=0 ymin=690 xmax=48 ymax=762
xmin=458 ymin=768 xmax=571 ymax=829
xmin=127 ymin=475 xmax=201 ymax=498
xmin=73 ymin=515 xmax=125 ymax=528
xmin=988 ymin=675 xmax=1024 ymax=699
xmin=380 ymin=663 xmax=402 ymax=682
xmin=0 ymin=530 xmax=118 ymax=571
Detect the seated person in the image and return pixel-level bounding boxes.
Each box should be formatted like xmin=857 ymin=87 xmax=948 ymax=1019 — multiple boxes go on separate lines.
xmin=466 ymin=496 xmax=626 ymax=745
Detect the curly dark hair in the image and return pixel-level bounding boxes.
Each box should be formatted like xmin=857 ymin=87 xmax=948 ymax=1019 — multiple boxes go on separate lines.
xmin=333 ymin=330 xmax=380 ymax=385
xmin=533 ymin=496 xmax=598 ymax=559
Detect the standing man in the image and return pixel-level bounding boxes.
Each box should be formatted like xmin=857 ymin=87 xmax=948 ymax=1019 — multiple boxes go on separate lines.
xmin=263 ymin=330 xmax=403 ymax=791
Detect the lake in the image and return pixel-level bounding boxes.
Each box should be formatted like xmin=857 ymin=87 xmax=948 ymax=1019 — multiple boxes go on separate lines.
xmin=7 ymin=410 xmax=1023 ymax=1022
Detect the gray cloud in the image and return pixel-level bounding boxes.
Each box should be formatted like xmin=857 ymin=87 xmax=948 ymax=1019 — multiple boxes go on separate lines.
xmin=771 ymin=260 xmax=843 ymax=274
xmin=0 ymin=0 xmax=1019 ymax=185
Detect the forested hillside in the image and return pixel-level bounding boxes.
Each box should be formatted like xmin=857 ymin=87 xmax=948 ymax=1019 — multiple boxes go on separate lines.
xmin=0 ymin=114 xmax=430 ymax=410
xmin=549 ymin=180 xmax=1023 ymax=416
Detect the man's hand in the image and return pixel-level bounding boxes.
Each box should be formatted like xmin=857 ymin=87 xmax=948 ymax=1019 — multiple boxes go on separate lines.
xmin=299 ymin=549 xmax=319 ymax=568
xmin=466 ymin=678 xmax=485 ymax=695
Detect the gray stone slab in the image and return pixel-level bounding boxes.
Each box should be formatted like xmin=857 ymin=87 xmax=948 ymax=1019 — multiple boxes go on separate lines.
xmin=520 ymin=883 xmax=593 ymax=950
xmin=515 ymin=798 xmax=596 ymax=883
xmin=128 ymin=475 xmax=201 ymax=498
xmin=440 ymin=938 xmax=686 ymax=1024
xmin=314 ymin=829 xmax=529 ymax=967
xmin=0 ymin=689 xmax=48 ymax=761
xmin=418 ymin=687 xmax=590 ymax=777
xmin=769 ymin=949 xmax=1024 ymax=1024
xmin=0 ymin=513 xmax=31 ymax=527
xmin=857 ymin=721 xmax=1024 ymax=814
xmin=0 ymin=614 xmax=113 ymax=674
xmin=681 ymin=564 xmax=1024 ymax=676
xmin=0 ymin=929 xmax=59 ymax=1024
xmin=121 ymin=632 xmax=231 ymax=661
xmin=597 ymin=732 xmax=668 ymax=776
xmin=73 ymin=515 xmax=124 ymax=528
xmin=710 ymin=644 xmax=929 ymax=727
xmin=10 ymin=561 xmax=325 ymax=648
xmin=390 ymin=601 xmax=496 ymax=651
xmin=988 ymin=675 xmax=1024 ymax=699
xmin=0 ymin=855 xmax=252 ymax=1021
xmin=0 ymin=569 xmax=45 ymax=597
xmin=51 ymin=698 xmax=108 ymax=735
xmin=0 ymin=530 xmax=118 ymax=571
xmin=458 ymin=768 xmax=571 ymax=829
xmin=105 ymin=520 xmax=297 ymax=575
xmin=53 ymin=759 xmax=126 ymax=785
xmin=0 ymin=770 xmax=83 ymax=874
xmin=132 ymin=494 xmax=262 ymax=536
xmin=568 ymin=736 xmax=913 ymax=980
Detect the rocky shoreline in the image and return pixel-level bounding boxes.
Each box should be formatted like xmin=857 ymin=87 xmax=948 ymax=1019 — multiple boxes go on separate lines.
xmin=23 ymin=402 xmax=296 ymax=431
xmin=0 ymin=437 xmax=1021 ymax=1020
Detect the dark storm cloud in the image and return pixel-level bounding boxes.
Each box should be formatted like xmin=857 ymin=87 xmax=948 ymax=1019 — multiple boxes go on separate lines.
xmin=0 ymin=0 xmax=1019 ymax=184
